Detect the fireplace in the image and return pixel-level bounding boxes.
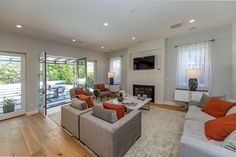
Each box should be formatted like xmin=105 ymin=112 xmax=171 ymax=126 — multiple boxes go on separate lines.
xmin=133 ymin=84 xmax=155 ymax=102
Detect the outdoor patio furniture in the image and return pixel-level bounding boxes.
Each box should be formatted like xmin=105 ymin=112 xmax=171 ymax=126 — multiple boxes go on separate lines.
xmin=57 ymin=86 xmax=66 ymax=99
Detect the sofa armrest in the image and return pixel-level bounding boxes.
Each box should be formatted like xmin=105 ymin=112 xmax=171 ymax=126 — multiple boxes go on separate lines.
xmin=61 ymin=104 xmax=91 ymax=139
xmin=180 ymin=135 xmax=235 ymax=157
xmin=188 ymin=101 xmax=200 ymax=107
xmin=80 ymin=110 xmax=141 ymax=157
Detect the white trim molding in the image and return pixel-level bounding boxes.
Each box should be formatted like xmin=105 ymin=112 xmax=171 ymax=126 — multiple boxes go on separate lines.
xmin=26 ymin=110 xmax=39 ymax=116
xmin=164 ymin=101 xmax=182 ymax=107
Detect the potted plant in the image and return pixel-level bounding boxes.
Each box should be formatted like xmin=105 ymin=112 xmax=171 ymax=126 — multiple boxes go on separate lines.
xmin=2 ymin=97 xmax=15 ymax=113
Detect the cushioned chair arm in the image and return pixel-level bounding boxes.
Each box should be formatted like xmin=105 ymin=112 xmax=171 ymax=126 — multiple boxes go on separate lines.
xmin=105 ymin=88 xmax=110 ymax=91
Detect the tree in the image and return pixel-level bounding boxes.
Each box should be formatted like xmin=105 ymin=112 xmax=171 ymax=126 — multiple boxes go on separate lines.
xmin=0 ymin=63 xmax=21 ymax=84
xmin=46 ymin=64 xmax=73 ymax=84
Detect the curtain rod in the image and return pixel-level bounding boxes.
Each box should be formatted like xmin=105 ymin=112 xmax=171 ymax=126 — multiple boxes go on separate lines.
xmin=174 ymin=39 xmax=215 ymax=48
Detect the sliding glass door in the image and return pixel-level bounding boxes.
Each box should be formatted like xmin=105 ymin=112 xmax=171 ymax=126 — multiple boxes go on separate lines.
xmin=77 ymin=58 xmax=87 ymax=87
xmin=0 ymin=52 xmax=26 ymax=120
xmin=87 ymin=61 xmax=96 ymax=88
xmin=39 ymin=52 xmax=47 ymax=116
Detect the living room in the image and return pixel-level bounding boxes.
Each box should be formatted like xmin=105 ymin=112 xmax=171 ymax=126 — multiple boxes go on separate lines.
xmin=0 ymin=1 xmax=236 ymax=157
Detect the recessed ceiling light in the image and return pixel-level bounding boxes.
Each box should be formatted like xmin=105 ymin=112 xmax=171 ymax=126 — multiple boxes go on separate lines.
xmin=104 ymin=22 xmax=108 ymax=26
xmin=189 ymin=19 xmax=195 ymax=23
xmin=131 ymin=37 xmax=135 ymax=40
xmin=101 ymin=46 xmax=104 ymax=49
xmin=72 ymin=39 xmax=76 ymax=42
xmin=16 ymin=25 xmax=22 ymax=28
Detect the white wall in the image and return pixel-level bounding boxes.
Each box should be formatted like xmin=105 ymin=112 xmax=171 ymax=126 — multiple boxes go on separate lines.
xmin=233 ymin=21 xmax=236 ymax=99
xmin=127 ymin=39 xmax=166 ymax=103
xmin=165 ymin=25 xmax=233 ymax=103
xmin=106 ymin=49 xmax=128 ymax=90
xmin=0 ymin=32 xmax=107 ymax=112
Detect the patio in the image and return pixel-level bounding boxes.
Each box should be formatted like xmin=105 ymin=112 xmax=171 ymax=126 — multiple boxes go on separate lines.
xmin=0 ymin=81 xmax=73 ymax=115
xmin=45 ymin=81 xmax=73 ymax=109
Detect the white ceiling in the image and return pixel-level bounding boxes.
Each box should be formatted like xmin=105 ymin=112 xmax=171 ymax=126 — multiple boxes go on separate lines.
xmin=0 ymin=0 xmax=236 ymax=52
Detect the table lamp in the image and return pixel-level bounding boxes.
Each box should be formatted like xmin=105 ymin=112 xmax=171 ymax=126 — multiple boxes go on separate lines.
xmin=108 ymin=72 xmax=115 ymax=85
xmin=186 ymin=68 xmax=202 ymax=91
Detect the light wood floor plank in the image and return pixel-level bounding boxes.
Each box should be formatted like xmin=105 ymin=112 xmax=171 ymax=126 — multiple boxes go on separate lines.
xmin=9 ymin=127 xmax=30 ymax=156
xmin=0 ymin=113 xmax=93 ymax=157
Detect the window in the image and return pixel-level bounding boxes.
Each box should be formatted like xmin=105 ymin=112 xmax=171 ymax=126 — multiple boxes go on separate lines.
xmin=176 ymin=41 xmax=211 ymax=89
xmin=110 ymin=57 xmax=121 ymax=84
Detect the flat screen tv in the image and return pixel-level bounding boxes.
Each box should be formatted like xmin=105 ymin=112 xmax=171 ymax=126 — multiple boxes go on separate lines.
xmin=133 ymin=55 xmax=155 ymax=70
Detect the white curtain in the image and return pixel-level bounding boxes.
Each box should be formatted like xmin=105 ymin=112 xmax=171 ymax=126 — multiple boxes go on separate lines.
xmin=176 ymin=41 xmax=212 ymax=92
xmin=110 ymin=57 xmax=121 ymax=84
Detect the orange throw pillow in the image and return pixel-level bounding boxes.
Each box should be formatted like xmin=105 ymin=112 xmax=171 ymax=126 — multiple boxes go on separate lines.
xmin=103 ymin=103 xmax=125 ymax=119
xmin=97 ymin=84 xmax=105 ymax=91
xmin=205 ymin=113 xmax=236 ymax=141
xmin=75 ymin=88 xmax=85 ymax=96
xmin=202 ymin=98 xmax=235 ymax=118
xmin=79 ymin=94 xmax=94 ymax=108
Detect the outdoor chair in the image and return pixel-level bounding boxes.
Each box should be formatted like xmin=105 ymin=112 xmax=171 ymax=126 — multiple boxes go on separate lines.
xmin=57 ymin=86 xmax=66 ymax=99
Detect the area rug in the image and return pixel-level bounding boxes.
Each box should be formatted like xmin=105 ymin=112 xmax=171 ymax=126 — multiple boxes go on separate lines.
xmin=48 ymin=106 xmax=186 ymax=157
xmin=124 ymin=107 xmax=185 ymax=157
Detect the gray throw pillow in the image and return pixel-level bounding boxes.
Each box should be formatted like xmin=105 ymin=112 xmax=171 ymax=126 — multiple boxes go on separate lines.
xmin=197 ymin=94 xmax=226 ymax=108
xmin=222 ymin=130 xmax=236 ymax=152
xmin=71 ymin=98 xmax=88 ymax=110
xmin=92 ymin=106 xmax=118 ymax=123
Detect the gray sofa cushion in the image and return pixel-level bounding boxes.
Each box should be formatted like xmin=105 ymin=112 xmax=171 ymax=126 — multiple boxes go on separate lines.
xmin=198 ymin=94 xmax=226 ymax=108
xmin=92 ymin=106 xmax=118 ymax=123
xmin=71 ymin=98 xmax=88 ymax=110
xmin=222 ymin=130 xmax=236 ymax=152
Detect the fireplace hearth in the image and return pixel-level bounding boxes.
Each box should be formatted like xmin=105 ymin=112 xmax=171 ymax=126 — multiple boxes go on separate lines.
xmin=133 ymin=84 xmax=155 ymax=102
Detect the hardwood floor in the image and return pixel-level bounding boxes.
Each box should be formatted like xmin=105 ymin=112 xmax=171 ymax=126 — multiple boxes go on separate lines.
xmin=150 ymin=103 xmax=188 ymax=112
xmin=0 ymin=104 xmax=186 ymax=156
xmin=0 ymin=114 xmax=94 ymax=157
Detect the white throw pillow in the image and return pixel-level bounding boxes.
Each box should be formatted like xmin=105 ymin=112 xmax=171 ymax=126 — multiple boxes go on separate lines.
xmin=226 ymin=105 xmax=236 ymax=115
xmin=222 ymin=130 xmax=236 ymax=152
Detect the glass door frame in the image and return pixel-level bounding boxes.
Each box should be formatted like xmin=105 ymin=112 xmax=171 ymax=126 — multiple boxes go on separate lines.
xmin=0 ymin=51 xmax=26 ymax=120
xmin=77 ymin=57 xmax=87 ymax=87
xmin=87 ymin=60 xmax=97 ymax=88
xmin=39 ymin=52 xmax=47 ymax=116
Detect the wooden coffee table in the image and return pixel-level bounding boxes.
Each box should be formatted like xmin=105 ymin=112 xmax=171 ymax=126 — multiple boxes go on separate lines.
xmin=107 ymin=96 xmax=152 ymax=111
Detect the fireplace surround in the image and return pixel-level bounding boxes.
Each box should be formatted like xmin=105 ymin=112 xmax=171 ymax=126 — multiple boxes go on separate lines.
xmin=133 ymin=84 xmax=155 ymax=102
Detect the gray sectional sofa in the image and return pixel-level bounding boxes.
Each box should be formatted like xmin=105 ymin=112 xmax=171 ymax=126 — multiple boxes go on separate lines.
xmin=180 ymin=102 xmax=236 ymax=157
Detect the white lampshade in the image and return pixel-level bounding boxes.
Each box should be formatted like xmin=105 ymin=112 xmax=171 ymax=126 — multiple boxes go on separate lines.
xmin=186 ymin=68 xmax=202 ymax=79
xmin=108 ymin=72 xmax=115 ymax=78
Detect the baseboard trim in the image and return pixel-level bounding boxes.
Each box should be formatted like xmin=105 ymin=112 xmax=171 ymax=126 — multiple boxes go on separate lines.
xmin=26 ymin=110 xmax=39 ymax=116
xmin=164 ymin=101 xmax=182 ymax=107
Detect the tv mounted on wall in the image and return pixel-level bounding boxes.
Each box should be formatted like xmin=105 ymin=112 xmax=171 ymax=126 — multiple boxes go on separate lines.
xmin=133 ymin=55 xmax=155 ymax=70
